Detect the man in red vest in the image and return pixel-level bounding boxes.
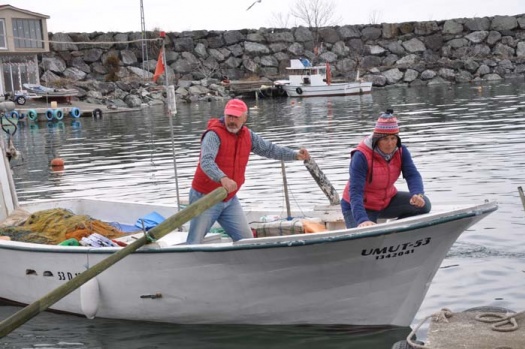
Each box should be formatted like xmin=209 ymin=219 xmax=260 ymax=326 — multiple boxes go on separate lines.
xmin=187 ymin=99 xmax=310 ymax=244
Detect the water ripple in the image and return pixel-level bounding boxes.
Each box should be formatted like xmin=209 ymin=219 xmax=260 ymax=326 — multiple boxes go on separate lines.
xmin=4 ymin=81 xmax=525 ymax=346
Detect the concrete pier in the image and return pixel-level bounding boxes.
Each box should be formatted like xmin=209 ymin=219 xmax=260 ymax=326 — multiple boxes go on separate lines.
xmin=424 ymin=309 xmax=524 ymax=349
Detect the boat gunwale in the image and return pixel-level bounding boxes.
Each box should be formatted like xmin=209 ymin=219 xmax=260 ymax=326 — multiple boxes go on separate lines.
xmin=0 ymin=202 xmax=498 ymax=254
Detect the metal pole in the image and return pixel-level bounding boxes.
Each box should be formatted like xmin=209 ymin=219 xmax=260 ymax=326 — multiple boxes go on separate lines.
xmin=140 ymin=0 xmax=148 ymax=81
xmin=160 ymin=33 xmax=181 ymax=212
xmin=280 ymin=160 xmax=292 ymax=220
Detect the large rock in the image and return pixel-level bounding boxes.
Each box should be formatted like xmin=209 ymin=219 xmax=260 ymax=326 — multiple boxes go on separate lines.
xmin=120 ymin=50 xmax=138 ymax=65
xmin=402 ymin=38 xmax=426 ymax=53
xmin=294 ymin=27 xmax=314 ymax=42
xmin=50 ymin=33 xmax=78 ymax=51
xmin=491 ymin=16 xmax=518 ymax=31
xmin=244 ymin=42 xmax=270 ymax=54
xmin=383 ymin=68 xmax=404 ymax=84
xmin=41 ymin=57 xmax=67 ymax=73
xmin=35 ymin=13 xmax=525 ymax=105
xmin=124 ymin=94 xmax=143 ymax=107
xmin=63 ymin=67 xmax=87 ymax=81
xmin=443 ymin=20 xmax=464 ymax=34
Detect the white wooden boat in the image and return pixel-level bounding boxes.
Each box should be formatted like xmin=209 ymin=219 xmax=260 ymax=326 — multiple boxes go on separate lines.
xmin=274 ymin=59 xmax=373 ymax=97
xmin=0 ymin=199 xmax=498 ymax=326
xmin=0 ymin=145 xmax=498 ymax=327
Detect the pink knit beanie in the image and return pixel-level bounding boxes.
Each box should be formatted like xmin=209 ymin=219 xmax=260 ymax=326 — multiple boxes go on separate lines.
xmin=372 ymin=109 xmax=401 ymax=147
xmin=374 ymin=109 xmax=399 ymax=135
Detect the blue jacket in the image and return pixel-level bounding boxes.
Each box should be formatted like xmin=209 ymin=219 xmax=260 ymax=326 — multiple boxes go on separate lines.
xmin=345 ymin=144 xmax=424 ymax=225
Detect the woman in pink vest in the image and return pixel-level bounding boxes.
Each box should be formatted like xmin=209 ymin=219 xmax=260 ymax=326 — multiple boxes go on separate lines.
xmin=187 ymin=99 xmax=310 ymax=244
xmin=341 ymin=109 xmax=431 ymax=228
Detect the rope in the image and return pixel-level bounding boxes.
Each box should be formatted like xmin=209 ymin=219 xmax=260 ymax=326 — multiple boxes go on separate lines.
xmin=0 ymin=208 xmax=125 ymax=244
xmin=406 ymin=308 xmax=524 ymax=349
xmin=286 ymin=182 xmax=309 ymax=218
xmin=406 ymin=308 xmax=453 ymax=349
xmin=48 ymin=37 xmax=162 ymax=45
xmin=6 ymin=34 xmax=162 ymax=46
xmin=475 ymin=310 xmax=524 ymax=332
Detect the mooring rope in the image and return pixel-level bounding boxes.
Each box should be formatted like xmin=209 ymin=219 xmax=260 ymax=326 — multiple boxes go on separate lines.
xmin=405 ymin=308 xmax=523 ymax=348
xmin=406 ymin=308 xmax=453 ymax=349
xmin=476 ymin=309 xmax=524 ymax=332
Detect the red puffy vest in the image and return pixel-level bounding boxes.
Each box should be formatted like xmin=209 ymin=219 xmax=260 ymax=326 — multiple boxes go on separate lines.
xmin=192 ymin=119 xmax=252 ymax=201
xmin=343 ymin=141 xmax=402 ymax=211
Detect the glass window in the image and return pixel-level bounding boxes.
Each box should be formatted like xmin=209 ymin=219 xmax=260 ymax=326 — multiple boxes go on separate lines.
xmin=0 ymin=19 xmax=6 ymax=49
xmin=12 ymin=18 xmax=44 ymax=49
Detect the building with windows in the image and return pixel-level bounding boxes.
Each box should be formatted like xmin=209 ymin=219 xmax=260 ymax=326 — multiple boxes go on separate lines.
xmin=0 ymin=4 xmax=49 ymax=95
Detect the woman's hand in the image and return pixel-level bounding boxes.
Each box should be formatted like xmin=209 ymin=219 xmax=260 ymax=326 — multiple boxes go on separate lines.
xmin=358 ymin=221 xmax=376 ymax=228
xmin=410 ymin=194 xmax=426 ymax=208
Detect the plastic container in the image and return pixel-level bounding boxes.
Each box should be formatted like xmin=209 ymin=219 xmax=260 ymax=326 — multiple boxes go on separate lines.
xmin=58 ymin=238 xmax=80 ymax=246
xmin=260 ymin=215 xmax=281 ymax=223
xmin=50 ymin=101 xmax=58 ymax=108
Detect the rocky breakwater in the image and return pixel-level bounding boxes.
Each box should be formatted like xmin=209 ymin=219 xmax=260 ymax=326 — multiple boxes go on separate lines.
xmin=42 ymin=14 xmax=525 ymax=107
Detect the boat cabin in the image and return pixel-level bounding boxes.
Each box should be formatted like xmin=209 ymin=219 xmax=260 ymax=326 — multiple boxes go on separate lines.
xmin=0 ymin=5 xmax=49 ymax=96
xmin=286 ymin=59 xmax=328 ymax=86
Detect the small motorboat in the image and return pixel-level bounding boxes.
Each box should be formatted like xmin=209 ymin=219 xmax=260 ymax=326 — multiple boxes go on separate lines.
xmin=274 ymin=58 xmax=372 ymax=97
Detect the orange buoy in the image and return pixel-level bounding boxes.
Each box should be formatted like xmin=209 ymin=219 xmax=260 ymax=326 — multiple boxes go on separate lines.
xmin=50 ymin=158 xmax=65 ymax=167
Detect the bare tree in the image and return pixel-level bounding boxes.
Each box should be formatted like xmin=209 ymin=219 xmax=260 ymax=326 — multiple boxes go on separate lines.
xmin=368 ymin=10 xmax=382 ymax=24
xmin=268 ymin=11 xmax=293 ymax=28
xmin=289 ymin=0 xmax=341 ymax=28
xmin=193 ymin=58 xmax=220 ymax=80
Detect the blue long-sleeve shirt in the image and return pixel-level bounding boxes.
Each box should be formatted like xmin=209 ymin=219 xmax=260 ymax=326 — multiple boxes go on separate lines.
xmin=349 ymin=145 xmax=424 ymax=225
xmin=200 ymin=126 xmax=298 ymax=182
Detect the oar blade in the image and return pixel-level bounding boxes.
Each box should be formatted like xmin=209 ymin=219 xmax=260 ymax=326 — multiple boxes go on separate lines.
xmin=304 ymin=158 xmax=340 ymax=206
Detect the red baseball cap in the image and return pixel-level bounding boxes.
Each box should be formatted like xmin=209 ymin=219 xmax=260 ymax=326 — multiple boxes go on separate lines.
xmin=224 ymin=99 xmax=248 ymax=117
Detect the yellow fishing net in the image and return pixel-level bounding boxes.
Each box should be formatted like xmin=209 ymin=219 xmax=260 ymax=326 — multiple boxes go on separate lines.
xmin=0 ymin=208 xmax=125 ymax=245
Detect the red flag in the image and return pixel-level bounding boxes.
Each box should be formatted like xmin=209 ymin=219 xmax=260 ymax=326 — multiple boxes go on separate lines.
xmin=153 ymin=48 xmax=165 ymax=83
xmin=325 ymin=62 xmax=332 ymax=85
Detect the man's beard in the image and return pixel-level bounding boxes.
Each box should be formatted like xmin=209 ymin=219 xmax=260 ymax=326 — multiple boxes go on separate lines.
xmin=226 ymin=123 xmax=241 ymax=133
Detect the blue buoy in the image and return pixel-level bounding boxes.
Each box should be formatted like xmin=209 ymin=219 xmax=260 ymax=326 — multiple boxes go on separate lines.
xmin=53 ymin=108 xmax=64 ymax=120
xmin=45 ymin=109 xmax=54 ymax=120
xmin=27 ymin=109 xmax=38 ymax=121
xmin=70 ymin=107 xmax=81 ymax=118
xmin=9 ymin=110 xmax=19 ymax=119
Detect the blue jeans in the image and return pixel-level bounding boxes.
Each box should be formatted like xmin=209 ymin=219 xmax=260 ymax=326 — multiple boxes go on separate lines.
xmin=186 ymin=188 xmax=253 ymax=244
xmin=341 ymin=191 xmax=431 ymax=228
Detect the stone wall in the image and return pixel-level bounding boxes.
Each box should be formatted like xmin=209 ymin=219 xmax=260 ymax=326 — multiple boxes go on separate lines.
xmin=42 ymin=14 xmax=525 ymax=107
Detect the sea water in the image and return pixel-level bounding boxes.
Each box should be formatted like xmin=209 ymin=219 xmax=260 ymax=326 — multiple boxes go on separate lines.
xmin=1 ymin=79 xmax=525 ymax=348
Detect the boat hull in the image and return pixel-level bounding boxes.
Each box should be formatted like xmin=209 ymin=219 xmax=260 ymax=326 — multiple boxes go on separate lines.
xmin=0 ymin=200 xmax=497 ymax=326
xmin=283 ymin=82 xmax=372 ymax=97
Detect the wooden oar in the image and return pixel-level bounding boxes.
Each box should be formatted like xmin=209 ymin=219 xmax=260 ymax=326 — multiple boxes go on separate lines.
xmin=304 ymin=158 xmax=340 ymax=206
xmin=0 ymin=187 xmax=227 ymax=339
xmin=518 ymin=186 xmax=525 ymax=212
